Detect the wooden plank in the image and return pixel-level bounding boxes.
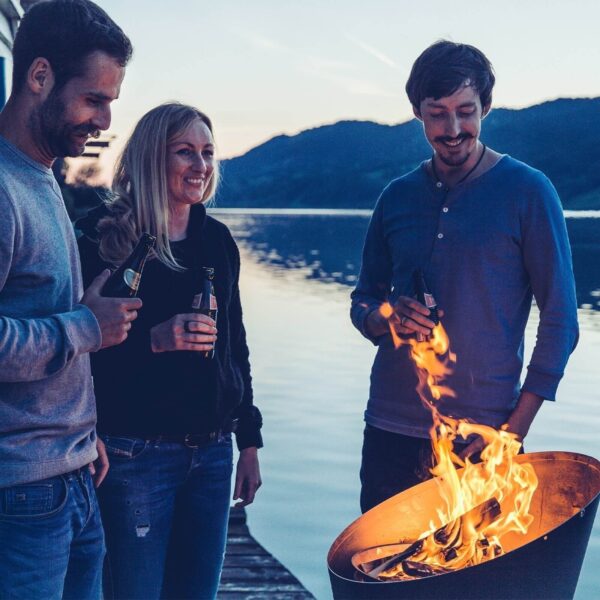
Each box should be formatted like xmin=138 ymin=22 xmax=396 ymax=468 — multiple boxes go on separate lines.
xmin=220 ymin=567 xmax=298 ymax=583
xmin=223 ymin=555 xmax=281 ymax=567
xmin=218 ymin=508 xmax=315 ymax=599
xmin=219 ymin=582 xmax=312 ymax=593
xmin=218 ymin=593 xmax=314 ymax=599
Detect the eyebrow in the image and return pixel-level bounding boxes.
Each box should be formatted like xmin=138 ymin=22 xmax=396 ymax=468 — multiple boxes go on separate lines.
xmin=86 ymin=92 xmax=114 ymax=102
xmin=426 ymin=101 xmax=477 ymax=109
xmin=170 ymin=141 xmax=215 ymax=148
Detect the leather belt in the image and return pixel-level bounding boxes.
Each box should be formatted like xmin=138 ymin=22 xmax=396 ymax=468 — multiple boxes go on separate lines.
xmin=149 ymin=420 xmax=237 ymax=448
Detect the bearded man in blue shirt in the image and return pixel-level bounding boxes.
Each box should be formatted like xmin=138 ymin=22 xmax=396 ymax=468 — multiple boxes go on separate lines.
xmin=351 ymin=40 xmax=579 ymax=513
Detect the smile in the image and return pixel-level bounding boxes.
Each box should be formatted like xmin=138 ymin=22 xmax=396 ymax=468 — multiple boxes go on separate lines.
xmin=185 ymin=177 xmax=206 ymax=184
xmin=441 ymin=137 xmax=467 ymax=148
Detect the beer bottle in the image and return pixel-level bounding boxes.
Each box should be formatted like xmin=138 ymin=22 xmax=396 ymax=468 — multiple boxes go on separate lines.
xmin=102 ymin=233 xmax=156 ymax=297
xmin=413 ymin=269 xmax=439 ymax=341
xmin=191 ymin=267 xmax=218 ymax=359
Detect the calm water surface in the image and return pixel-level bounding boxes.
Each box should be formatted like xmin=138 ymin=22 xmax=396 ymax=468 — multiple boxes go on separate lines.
xmin=211 ymin=210 xmax=600 ymax=600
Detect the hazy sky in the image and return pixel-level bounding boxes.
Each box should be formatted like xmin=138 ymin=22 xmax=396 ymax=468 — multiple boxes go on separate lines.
xmin=85 ymin=0 xmax=600 ymax=179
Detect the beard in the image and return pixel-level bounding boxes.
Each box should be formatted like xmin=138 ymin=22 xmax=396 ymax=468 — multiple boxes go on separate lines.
xmin=30 ymin=89 xmax=100 ymax=158
xmin=435 ymin=134 xmax=476 ymax=168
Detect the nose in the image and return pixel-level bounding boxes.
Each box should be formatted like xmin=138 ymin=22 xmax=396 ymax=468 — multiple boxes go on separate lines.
xmin=192 ymin=154 xmax=208 ymax=173
xmin=92 ymin=105 xmax=111 ymax=132
xmin=446 ymin=113 xmax=460 ymax=138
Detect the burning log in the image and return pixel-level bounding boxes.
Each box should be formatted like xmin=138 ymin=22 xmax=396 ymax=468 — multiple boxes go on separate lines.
xmin=356 ymin=497 xmax=501 ymax=580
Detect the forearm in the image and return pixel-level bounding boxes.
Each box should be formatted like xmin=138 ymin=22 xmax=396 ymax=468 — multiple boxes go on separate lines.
xmin=0 ymin=306 xmax=101 ymax=382
xmin=506 ymin=390 xmax=545 ymax=441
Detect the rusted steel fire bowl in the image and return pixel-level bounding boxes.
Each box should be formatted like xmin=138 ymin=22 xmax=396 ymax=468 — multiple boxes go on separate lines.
xmin=328 ymin=452 xmax=600 ymax=599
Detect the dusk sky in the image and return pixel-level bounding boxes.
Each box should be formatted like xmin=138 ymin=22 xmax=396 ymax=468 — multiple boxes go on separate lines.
xmin=86 ymin=0 xmax=600 ymax=180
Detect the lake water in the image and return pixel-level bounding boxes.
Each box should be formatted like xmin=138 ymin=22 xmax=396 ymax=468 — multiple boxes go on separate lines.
xmin=210 ymin=209 xmax=600 ymax=600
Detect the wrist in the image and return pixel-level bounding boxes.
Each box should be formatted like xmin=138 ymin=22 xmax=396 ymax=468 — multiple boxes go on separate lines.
xmin=365 ymin=307 xmax=385 ymax=337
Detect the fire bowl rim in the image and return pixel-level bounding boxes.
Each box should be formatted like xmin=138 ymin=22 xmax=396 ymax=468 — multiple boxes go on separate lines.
xmin=327 ymin=450 xmax=600 ymax=585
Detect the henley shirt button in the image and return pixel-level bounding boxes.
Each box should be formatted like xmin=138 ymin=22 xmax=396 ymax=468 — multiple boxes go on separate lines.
xmin=436 ymin=181 xmax=443 ymax=188
xmin=442 ymin=207 xmax=449 ymax=213
xmin=437 ymin=233 xmax=444 ymax=239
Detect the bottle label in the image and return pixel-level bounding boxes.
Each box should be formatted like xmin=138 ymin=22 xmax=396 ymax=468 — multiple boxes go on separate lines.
xmin=192 ymin=293 xmax=218 ymax=310
xmin=124 ymin=268 xmax=141 ymax=291
xmin=423 ymin=292 xmax=436 ymax=309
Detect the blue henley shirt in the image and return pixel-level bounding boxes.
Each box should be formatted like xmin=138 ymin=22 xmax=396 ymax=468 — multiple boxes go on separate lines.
xmin=351 ymin=156 xmax=579 ymax=439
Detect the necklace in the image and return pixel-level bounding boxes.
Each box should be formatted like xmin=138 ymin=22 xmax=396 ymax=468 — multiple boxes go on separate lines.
xmin=431 ymin=143 xmax=487 ymax=189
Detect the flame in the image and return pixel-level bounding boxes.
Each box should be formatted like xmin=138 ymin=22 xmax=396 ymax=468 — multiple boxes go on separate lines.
xmin=377 ymin=307 xmax=538 ymax=579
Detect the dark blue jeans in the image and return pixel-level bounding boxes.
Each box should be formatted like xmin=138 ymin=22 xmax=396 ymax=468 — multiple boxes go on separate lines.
xmin=98 ymin=434 xmax=233 ymax=600
xmin=0 ymin=468 xmax=105 ymax=600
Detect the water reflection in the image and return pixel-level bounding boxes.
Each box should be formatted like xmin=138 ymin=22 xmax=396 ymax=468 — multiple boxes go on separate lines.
xmin=212 ymin=211 xmax=600 ymax=311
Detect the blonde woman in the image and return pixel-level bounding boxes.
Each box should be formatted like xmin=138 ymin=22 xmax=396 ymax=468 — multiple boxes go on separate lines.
xmin=77 ymin=103 xmax=263 ymax=600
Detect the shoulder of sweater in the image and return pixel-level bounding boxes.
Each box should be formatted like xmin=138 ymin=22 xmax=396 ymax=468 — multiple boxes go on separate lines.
xmin=495 ymin=155 xmax=555 ymax=192
xmin=204 ymin=214 xmax=238 ymax=249
xmin=375 ymin=162 xmax=427 ymax=206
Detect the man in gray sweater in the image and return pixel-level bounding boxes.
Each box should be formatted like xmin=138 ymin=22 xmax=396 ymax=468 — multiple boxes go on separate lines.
xmin=0 ymin=2 xmax=141 ymax=598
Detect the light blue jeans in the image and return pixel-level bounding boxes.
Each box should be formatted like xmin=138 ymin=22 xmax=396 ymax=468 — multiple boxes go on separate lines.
xmin=98 ymin=434 xmax=233 ymax=600
xmin=0 ymin=468 xmax=105 ymax=600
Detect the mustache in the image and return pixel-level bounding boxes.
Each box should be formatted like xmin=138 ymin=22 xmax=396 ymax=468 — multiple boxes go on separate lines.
xmin=434 ymin=133 xmax=473 ymax=144
xmin=71 ymin=125 xmax=101 ymax=139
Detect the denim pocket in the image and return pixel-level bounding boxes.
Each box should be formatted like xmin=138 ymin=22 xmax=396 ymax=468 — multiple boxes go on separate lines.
xmin=101 ymin=435 xmax=148 ymax=460
xmin=0 ymin=476 xmax=67 ymax=519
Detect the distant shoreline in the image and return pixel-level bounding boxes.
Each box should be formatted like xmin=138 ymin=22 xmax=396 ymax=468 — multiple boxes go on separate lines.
xmin=208 ymin=207 xmax=600 ymax=218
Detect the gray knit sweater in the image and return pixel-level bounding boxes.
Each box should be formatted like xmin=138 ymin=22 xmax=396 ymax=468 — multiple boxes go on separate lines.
xmin=0 ymin=135 xmax=101 ymax=487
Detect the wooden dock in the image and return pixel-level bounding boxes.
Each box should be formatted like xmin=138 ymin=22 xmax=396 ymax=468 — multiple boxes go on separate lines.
xmin=218 ymin=508 xmax=316 ymax=599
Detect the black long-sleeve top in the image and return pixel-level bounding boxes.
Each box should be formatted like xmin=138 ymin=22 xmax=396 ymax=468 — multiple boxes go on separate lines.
xmin=77 ymin=203 xmax=263 ymax=451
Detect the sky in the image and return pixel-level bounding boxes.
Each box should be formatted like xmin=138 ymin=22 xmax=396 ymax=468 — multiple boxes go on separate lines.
xmin=80 ymin=0 xmax=600 ymax=181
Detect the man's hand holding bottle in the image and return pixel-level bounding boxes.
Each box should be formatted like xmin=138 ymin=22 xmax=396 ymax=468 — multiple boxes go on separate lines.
xmin=81 ymin=269 xmax=142 ymax=349
xmin=366 ymin=297 xmax=442 ymax=339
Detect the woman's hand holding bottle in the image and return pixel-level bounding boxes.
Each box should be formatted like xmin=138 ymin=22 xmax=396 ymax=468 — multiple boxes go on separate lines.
xmin=150 ymin=313 xmax=216 ymax=353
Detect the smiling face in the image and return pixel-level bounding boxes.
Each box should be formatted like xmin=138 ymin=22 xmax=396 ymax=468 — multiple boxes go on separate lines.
xmin=416 ymin=83 xmax=489 ymax=169
xmin=166 ymin=118 xmax=215 ymax=210
xmin=35 ymin=50 xmax=125 ymax=158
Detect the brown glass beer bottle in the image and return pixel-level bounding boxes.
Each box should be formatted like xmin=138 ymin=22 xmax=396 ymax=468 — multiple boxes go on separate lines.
xmin=102 ymin=233 xmax=156 ymax=297
xmin=413 ymin=268 xmax=439 ymax=341
xmin=191 ymin=267 xmax=218 ymax=358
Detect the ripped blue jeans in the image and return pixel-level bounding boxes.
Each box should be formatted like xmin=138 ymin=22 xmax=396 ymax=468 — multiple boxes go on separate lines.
xmin=97 ymin=434 xmax=233 ymax=600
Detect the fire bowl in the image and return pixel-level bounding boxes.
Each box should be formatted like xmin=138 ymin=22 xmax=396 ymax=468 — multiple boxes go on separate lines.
xmin=328 ymin=452 xmax=600 ymax=600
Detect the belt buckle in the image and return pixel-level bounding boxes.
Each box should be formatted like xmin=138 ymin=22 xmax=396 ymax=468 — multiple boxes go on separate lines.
xmin=184 ymin=433 xmax=200 ymax=448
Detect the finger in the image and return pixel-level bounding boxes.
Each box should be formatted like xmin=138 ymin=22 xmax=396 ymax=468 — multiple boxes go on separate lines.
xmin=122 ymin=298 xmax=143 ymax=310
xmin=401 ymin=317 xmax=435 ymax=335
xmin=95 ymin=456 xmax=110 ymax=488
xmin=397 ymin=297 xmax=431 ymax=316
xmin=180 ymin=313 xmax=217 ymax=328
xmin=233 ymin=472 xmax=243 ymax=501
xmin=404 ymin=310 xmax=436 ymax=329
xmin=182 ymin=333 xmax=217 ymax=344
xmin=177 ymin=342 xmax=215 ymax=352
xmin=88 ymin=462 xmax=96 ymax=476
xmin=184 ymin=321 xmax=218 ymax=334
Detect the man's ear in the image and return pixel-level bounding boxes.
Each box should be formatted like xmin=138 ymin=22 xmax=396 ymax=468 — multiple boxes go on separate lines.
xmin=413 ymin=105 xmax=423 ymax=121
xmin=481 ymin=103 xmax=492 ymax=119
xmin=27 ymin=57 xmax=55 ymax=97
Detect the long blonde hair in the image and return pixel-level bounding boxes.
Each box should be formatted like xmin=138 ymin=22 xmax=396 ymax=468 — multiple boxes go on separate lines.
xmin=98 ymin=102 xmax=219 ymax=270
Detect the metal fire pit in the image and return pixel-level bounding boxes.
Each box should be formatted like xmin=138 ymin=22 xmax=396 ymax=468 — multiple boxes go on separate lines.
xmin=328 ymin=452 xmax=600 ymax=600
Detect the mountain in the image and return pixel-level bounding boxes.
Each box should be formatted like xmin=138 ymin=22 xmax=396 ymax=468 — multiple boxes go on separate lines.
xmin=215 ymin=97 xmax=600 ymax=210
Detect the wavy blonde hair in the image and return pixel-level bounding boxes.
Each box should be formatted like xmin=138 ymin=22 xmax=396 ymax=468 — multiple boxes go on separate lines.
xmin=97 ymin=102 xmax=219 ymax=270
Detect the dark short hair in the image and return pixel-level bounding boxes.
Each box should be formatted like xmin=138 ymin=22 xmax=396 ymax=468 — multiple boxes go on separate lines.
xmin=406 ymin=40 xmax=495 ymax=110
xmin=12 ymin=0 xmax=132 ymax=93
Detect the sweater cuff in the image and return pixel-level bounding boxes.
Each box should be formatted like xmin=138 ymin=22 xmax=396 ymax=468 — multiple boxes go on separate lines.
xmin=235 ymin=428 xmax=263 ymax=451
xmin=61 ymin=305 xmax=102 ymax=354
xmin=356 ymin=304 xmax=385 ymax=346
xmin=521 ymin=367 xmax=563 ymax=402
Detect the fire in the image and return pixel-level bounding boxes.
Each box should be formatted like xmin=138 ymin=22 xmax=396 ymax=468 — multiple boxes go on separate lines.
xmin=376 ymin=304 xmax=538 ymax=579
